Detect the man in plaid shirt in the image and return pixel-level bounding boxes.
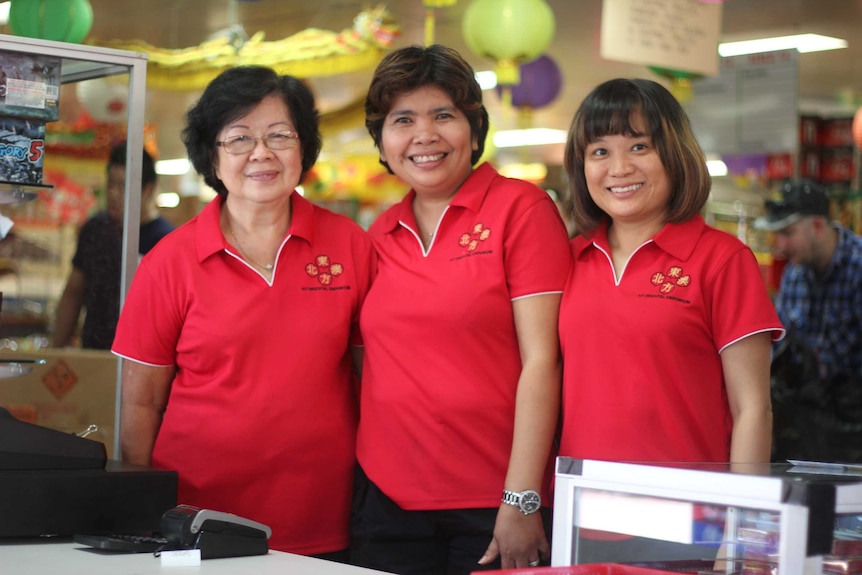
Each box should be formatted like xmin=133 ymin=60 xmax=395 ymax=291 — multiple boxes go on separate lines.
xmin=755 ymin=179 xmax=862 ymax=462
xmin=756 ymin=179 xmax=862 ymax=382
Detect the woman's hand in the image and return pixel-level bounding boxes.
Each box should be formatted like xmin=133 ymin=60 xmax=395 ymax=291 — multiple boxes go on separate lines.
xmin=478 ymin=504 xmax=549 ymax=569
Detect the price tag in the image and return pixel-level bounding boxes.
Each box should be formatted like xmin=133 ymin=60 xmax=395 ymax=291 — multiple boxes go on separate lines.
xmin=160 ymin=548 xmax=201 ymax=566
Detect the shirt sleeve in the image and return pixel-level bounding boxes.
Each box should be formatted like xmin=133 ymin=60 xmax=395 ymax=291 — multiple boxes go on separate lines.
xmin=503 ymin=191 xmax=572 ymax=299
xmin=711 ymin=245 xmax=785 ymax=352
xmin=111 ymin=255 xmax=183 ymax=366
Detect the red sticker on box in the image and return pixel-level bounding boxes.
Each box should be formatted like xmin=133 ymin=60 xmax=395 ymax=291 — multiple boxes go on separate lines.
xmin=42 ymin=360 xmax=78 ymax=400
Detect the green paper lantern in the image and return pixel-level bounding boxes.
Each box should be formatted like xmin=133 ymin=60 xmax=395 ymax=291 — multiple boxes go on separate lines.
xmin=462 ymin=0 xmax=555 ymax=86
xmin=9 ymin=0 xmax=94 ymax=44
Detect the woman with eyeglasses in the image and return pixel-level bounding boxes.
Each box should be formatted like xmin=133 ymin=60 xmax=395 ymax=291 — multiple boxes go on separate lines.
xmin=112 ymin=66 xmax=375 ymax=560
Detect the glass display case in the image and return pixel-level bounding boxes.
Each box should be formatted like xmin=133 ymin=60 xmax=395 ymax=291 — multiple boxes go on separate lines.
xmin=553 ymin=458 xmax=862 ymax=575
xmin=0 ymin=34 xmax=147 ymax=459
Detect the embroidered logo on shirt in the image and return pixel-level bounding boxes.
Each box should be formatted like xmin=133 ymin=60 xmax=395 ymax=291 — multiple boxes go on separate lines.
xmin=458 ymin=222 xmax=492 ymax=252
xmin=650 ymin=266 xmax=691 ymax=294
xmin=306 ymin=254 xmax=344 ymax=286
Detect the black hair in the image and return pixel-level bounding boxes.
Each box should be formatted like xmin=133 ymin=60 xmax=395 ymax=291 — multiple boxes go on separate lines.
xmin=365 ymin=44 xmax=489 ymax=172
xmin=108 ymin=141 xmax=157 ymax=189
xmin=563 ymin=78 xmax=711 ymax=232
xmin=182 ymin=66 xmax=322 ymax=196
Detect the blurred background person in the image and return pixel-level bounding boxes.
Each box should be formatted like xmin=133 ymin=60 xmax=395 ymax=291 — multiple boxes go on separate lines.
xmin=755 ymin=179 xmax=862 ymax=462
xmin=112 ymin=66 xmax=374 ymax=559
xmin=52 ymin=141 xmax=174 ymax=349
xmin=351 ymin=45 xmax=571 ymax=575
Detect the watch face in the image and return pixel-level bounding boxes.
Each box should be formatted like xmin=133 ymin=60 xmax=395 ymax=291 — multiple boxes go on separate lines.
xmin=520 ymin=490 xmax=541 ymax=514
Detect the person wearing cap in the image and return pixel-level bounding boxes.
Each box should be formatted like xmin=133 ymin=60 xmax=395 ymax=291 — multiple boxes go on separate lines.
xmin=754 ymin=179 xmax=862 ymax=462
xmin=754 ymin=178 xmax=862 ymax=383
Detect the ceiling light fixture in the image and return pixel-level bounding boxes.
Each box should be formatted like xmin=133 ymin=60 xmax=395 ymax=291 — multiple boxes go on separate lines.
xmin=156 ymin=192 xmax=180 ymax=209
xmin=718 ymin=33 xmax=847 ymax=57
xmin=498 ymin=162 xmax=548 ymax=181
xmin=475 ymin=70 xmax=497 ymax=91
xmin=0 ymin=2 xmax=9 ymax=25
xmin=155 ymin=158 xmax=191 ymax=176
xmin=706 ymin=160 xmax=728 ymax=177
xmin=494 ymin=128 xmax=567 ymax=148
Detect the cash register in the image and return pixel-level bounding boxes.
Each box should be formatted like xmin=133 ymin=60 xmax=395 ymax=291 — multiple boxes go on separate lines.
xmin=0 ymin=404 xmax=177 ymax=537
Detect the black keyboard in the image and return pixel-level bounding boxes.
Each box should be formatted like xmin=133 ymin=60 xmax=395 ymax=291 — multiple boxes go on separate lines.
xmin=73 ymin=533 xmax=169 ymax=553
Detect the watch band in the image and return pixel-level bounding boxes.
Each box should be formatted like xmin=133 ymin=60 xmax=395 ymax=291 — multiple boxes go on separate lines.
xmin=501 ymin=489 xmax=542 ymax=515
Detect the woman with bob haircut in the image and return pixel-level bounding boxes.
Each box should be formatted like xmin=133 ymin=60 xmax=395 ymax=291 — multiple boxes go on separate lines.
xmin=556 ymin=75 xmax=785 ymax=562
xmin=351 ymin=44 xmax=570 ymax=575
xmin=559 ymin=77 xmax=784 ymax=467
xmin=113 ymin=65 xmax=374 ymax=559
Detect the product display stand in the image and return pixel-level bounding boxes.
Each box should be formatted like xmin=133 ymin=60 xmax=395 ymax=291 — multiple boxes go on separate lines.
xmin=553 ymin=457 xmax=862 ymax=575
xmin=0 ymin=34 xmax=148 ymax=459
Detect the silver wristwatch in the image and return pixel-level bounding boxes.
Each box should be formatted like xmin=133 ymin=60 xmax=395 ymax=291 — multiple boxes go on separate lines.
xmin=501 ymin=489 xmax=541 ymax=515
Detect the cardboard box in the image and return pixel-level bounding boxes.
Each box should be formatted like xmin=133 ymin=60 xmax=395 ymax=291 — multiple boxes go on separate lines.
xmin=0 ymin=50 xmax=61 ymax=122
xmin=0 ymin=348 xmax=118 ymax=457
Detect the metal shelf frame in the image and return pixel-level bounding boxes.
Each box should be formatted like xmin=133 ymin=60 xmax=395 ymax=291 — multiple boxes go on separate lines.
xmin=0 ymin=34 xmax=148 ymax=460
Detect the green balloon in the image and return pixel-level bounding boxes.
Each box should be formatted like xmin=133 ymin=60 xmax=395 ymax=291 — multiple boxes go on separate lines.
xmin=9 ymin=0 xmax=94 ymax=44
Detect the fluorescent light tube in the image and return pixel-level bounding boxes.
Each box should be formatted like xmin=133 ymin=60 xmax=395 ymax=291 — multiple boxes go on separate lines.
xmin=155 ymin=158 xmax=191 ymax=176
xmin=156 ymin=192 xmax=180 ymax=208
xmin=494 ymin=128 xmax=567 ymax=148
xmin=718 ymin=34 xmax=847 ymax=57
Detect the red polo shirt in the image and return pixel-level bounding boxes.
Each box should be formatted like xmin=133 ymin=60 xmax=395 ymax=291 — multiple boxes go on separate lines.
xmin=356 ymin=163 xmax=571 ymax=510
xmin=559 ymin=215 xmax=784 ymax=463
xmin=113 ymin=192 xmax=375 ymax=554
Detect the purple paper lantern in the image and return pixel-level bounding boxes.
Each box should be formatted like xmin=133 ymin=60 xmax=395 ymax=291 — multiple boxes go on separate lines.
xmin=496 ymin=55 xmax=562 ymax=109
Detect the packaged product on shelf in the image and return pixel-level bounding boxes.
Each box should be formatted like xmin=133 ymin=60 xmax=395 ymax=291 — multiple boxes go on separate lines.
xmin=823 ymin=556 xmax=862 ymax=575
xmin=0 ymin=51 xmax=61 ymax=122
xmin=0 ymin=116 xmax=45 ymax=186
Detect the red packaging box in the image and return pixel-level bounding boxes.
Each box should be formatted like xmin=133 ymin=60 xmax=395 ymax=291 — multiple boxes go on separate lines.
xmin=820 ymin=118 xmax=854 ymax=147
xmin=799 ymin=116 xmax=820 ymax=146
xmin=766 ymin=153 xmax=793 ymax=180
xmin=833 ymin=539 xmax=862 ymax=556
xmin=820 ymin=147 xmax=855 ymax=182
xmin=823 ymin=556 xmax=862 ymax=575
xmin=799 ymin=147 xmax=821 ymax=180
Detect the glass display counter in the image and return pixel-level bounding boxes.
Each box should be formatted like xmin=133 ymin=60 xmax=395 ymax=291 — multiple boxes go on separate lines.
xmin=553 ymin=458 xmax=862 ymax=575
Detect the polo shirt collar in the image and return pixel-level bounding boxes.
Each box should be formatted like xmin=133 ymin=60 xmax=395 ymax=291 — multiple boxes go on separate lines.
xmin=381 ymin=162 xmax=498 ymax=235
xmin=196 ymin=191 xmax=309 ymax=263
xmin=576 ymin=214 xmax=706 ymax=261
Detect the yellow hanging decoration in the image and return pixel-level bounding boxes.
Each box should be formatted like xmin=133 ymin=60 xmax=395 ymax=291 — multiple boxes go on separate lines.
xmin=647 ymin=66 xmax=702 ymax=104
xmin=87 ymin=6 xmax=400 ymax=91
xmin=423 ymin=0 xmax=457 ymax=47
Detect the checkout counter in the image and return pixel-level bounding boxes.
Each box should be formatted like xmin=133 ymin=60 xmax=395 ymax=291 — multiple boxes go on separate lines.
xmin=3 ymin=538 xmax=389 ymax=574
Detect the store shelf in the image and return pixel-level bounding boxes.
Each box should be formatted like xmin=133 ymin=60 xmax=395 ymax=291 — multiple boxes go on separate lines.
xmin=0 ymin=34 xmax=149 ymax=460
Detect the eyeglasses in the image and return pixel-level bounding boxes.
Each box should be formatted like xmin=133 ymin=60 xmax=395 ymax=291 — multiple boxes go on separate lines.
xmin=217 ymin=131 xmax=299 ymax=155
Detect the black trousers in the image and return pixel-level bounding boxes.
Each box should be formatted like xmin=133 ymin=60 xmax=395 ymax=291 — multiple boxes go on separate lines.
xmin=350 ymin=466 xmax=552 ymax=575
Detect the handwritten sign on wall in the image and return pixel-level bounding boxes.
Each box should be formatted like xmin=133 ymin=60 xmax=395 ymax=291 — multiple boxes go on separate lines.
xmin=601 ymin=0 xmax=722 ymax=76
